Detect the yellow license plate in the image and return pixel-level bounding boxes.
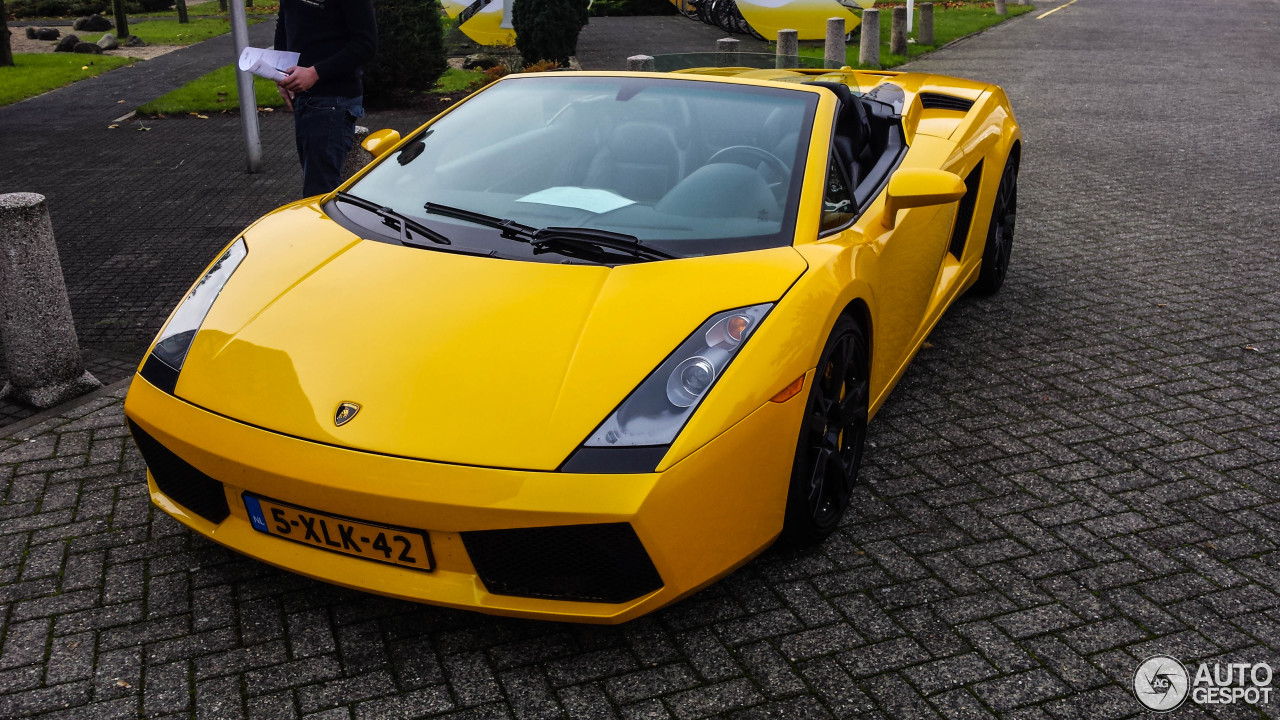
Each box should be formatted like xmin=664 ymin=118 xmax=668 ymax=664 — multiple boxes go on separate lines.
xmin=242 ymin=493 xmax=434 ymax=572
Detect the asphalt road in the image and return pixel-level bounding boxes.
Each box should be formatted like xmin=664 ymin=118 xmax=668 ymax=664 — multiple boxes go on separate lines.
xmin=1 ymin=0 xmax=1279 ymax=717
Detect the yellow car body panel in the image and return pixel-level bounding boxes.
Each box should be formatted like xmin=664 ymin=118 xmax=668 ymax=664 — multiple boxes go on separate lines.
xmin=176 ymin=210 xmax=807 ymax=471
xmin=126 ymin=369 xmax=807 ymax=623
xmin=125 ymin=69 xmax=1020 ymax=622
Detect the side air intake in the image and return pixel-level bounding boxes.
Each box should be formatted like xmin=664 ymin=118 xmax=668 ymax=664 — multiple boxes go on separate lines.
xmin=919 ymin=92 xmax=974 ymax=113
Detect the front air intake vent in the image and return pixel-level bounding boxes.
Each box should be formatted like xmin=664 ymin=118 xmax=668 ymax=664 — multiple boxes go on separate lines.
xmin=127 ymin=420 xmax=231 ymax=524
xmin=919 ymin=92 xmax=974 ymax=113
xmin=462 ymin=523 xmax=663 ymax=603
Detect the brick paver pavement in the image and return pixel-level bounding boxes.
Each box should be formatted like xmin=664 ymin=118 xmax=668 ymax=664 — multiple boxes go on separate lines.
xmin=3 ymin=0 xmax=1280 ymax=717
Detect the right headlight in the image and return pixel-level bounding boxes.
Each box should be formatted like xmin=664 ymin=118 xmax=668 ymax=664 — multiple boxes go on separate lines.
xmin=139 ymin=238 xmax=247 ymax=394
xmin=582 ymin=303 xmax=772 ymax=450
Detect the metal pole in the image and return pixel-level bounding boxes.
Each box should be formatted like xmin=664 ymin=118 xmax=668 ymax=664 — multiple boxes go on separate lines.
xmin=229 ymin=0 xmax=263 ymax=173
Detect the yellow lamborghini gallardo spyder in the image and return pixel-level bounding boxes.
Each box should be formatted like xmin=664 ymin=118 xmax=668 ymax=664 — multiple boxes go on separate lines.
xmin=124 ymin=67 xmax=1020 ymax=623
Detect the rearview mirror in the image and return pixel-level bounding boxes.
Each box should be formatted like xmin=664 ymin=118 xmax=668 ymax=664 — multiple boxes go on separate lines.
xmin=882 ymin=168 xmax=966 ymax=229
xmin=361 ymin=129 xmax=402 ymax=159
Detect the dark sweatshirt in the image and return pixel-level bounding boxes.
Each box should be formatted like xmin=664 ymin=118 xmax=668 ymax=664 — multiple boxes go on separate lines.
xmin=273 ymin=0 xmax=377 ymax=98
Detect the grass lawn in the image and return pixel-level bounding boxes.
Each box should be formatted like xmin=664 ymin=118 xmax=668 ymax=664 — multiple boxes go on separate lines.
xmin=136 ymin=0 xmax=280 ymax=16
xmin=434 ymin=68 xmax=484 ymax=93
xmin=78 ymin=16 xmax=261 ymax=46
xmin=138 ymin=63 xmax=286 ymax=114
xmin=0 ymin=53 xmax=138 ymax=107
xmin=799 ymin=2 xmax=1035 ymax=69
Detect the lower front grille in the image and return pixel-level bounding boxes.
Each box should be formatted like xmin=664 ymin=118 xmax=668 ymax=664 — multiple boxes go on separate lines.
xmin=462 ymin=523 xmax=663 ymax=603
xmin=127 ymin=420 xmax=231 ymax=524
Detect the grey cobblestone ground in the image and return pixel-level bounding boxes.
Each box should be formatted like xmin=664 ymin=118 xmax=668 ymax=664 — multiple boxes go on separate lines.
xmin=2 ymin=0 xmax=1280 ymax=717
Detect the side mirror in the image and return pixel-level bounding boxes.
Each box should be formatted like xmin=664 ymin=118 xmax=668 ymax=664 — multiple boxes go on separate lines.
xmin=361 ymin=129 xmax=401 ymax=159
xmin=881 ymin=168 xmax=966 ymax=229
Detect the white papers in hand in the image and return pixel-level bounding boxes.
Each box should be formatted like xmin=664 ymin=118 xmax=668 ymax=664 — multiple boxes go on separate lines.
xmin=237 ymin=46 xmax=300 ymax=82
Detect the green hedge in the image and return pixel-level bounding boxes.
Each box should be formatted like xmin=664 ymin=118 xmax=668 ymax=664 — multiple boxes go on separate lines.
xmin=362 ymin=0 xmax=448 ymax=107
xmin=9 ymin=0 xmax=171 ymax=17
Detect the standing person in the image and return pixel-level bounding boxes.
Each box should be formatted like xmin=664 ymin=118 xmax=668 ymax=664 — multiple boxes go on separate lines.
xmin=274 ymin=0 xmax=377 ymax=197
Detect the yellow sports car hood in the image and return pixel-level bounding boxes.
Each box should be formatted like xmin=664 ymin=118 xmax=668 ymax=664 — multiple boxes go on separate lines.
xmin=175 ymin=204 xmax=807 ymax=471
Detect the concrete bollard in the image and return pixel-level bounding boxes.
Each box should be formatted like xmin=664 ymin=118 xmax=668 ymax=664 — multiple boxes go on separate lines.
xmin=824 ymin=17 xmax=845 ymax=69
xmin=776 ymin=29 xmax=798 ymax=69
xmin=716 ymin=37 xmax=740 ymax=67
xmin=890 ymin=6 xmax=908 ymax=56
xmin=919 ymin=2 xmax=934 ymax=46
xmin=627 ymin=54 xmax=655 ymax=71
xmin=994 ymin=0 xmax=1007 ymax=14
xmin=341 ymin=125 xmax=373 ymax=182
xmin=0 ymin=193 xmax=102 ymax=408
xmin=858 ymin=8 xmax=880 ymax=68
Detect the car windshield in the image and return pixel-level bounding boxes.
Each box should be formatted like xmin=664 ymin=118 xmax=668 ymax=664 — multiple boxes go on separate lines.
xmin=346 ymin=74 xmax=818 ymax=260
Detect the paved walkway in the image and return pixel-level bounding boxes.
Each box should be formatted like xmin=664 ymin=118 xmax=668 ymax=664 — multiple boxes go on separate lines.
xmin=2 ymin=3 xmax=1280 ymax=718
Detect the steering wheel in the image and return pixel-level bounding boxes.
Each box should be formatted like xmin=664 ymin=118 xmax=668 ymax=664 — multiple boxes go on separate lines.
xmin=707 ymin=145 xmax=789 ymax=184
xmin=707 ymin=145 xmax=790 ymax=205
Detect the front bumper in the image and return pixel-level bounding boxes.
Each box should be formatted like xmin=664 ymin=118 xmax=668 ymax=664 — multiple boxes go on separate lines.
xmin=123 ymin=373 xmax=807 ymax=623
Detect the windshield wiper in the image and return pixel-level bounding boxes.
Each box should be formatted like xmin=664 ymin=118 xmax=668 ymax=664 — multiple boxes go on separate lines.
xmin=336 ymin=192 xmax=451 ymax=246
xmin=531 ymin=227 xmax=678 ymax=261
xmin=423 ymin=202 xmax=536 ymax=240
xmin=424 ymin=202 xmax=677 ymax=263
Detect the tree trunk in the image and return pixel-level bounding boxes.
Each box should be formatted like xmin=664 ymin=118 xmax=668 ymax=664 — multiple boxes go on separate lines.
xmin=176 ymin=0 xmax=188 ymax=23
xmin=218 ymin=0 xmax=226 ymax=12
xmin=112 ymin=0 xmax=130 ymax=40
xmin=1 ymin=0 xmax=15 ymax=68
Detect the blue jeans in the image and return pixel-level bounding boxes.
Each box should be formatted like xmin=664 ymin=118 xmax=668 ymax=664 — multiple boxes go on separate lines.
xmin=294 ymin=94 xmax=365 ymax=197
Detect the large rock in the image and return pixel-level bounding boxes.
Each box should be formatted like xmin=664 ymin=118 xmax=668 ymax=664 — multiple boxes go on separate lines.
xmin=122 ymin=35 xmax=146 ymax=47
xmin=35 ymin=27 xmax=62 ymax=41
xmin=463 ymin=53 xmax=500 ymax=70
xmin=73 ymin=14 xmax=114 ymax=31
xmin=74 ymin=42 xmax=104 ymax=54
xmin=25 ymin=27 xmax=35 ymax=39
xmin=97 ymin=33 xmax=119 ymax=50
xmin=54 ymin=35 xmax=81 ymax=52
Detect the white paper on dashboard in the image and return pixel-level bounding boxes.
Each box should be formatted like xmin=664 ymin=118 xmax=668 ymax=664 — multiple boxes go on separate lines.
xmin=237 ymin=46 xmax=300 ymax=82
xmin=515 ymin=187 xmax=635 ymax=214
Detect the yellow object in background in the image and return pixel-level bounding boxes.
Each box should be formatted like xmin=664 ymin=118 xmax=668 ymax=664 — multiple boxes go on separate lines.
xmin=668 ymin=0 xmax=867 ymax=40
xmin=736 ymin=0 xmax=862 ymax=41
xmin=441 ymin=0 xmax=468 ymax=19
xmin=457 ymin=0 xmax=516 ymax=46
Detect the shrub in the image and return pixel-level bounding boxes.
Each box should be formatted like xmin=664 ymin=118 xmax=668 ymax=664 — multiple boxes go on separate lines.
xmin=589 ymin=0 xmax=676 ymax=17
xmin=363 ymin=0 xmax=448 ymax=107
xmin=68 ymin=0 xmax=110 ymax=14
xmin=511 ymin=0 xmax=588 ymax=66
xmin=135 ymin=0 xmax=173 ymax=10
xmin=10 ymin=0 xmax=70 ymax=17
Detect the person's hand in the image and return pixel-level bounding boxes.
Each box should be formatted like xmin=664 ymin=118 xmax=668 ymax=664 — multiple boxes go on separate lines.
xmin=280 ymin=65 xmax=319 ymax=94
xmin=276 ymin=83 xmax=295 ymax=111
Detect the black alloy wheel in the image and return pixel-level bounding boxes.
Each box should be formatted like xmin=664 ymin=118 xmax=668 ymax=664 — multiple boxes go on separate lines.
xmin=781 ymin=316 xmax=869 ymax=546
xmin=972 ymin=152 xmax=1019 ymax=295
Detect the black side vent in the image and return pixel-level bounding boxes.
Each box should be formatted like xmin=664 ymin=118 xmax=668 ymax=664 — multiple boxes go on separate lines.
xmin=462 ymin=523 xmax=663 ymax=604
xmin=948 ymin=160 xmax=984 ymax=260
xmin=919 ymin=92 xmax=974 ymax=113
xmin=127 ymin=420 xmax=231 ymax=525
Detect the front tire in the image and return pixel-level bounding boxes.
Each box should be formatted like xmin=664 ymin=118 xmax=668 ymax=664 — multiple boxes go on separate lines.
xmin=780 ymin=316 xmax=869 ymax=546
xmin=971 ymin=152 xmax=1019 ymax=295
